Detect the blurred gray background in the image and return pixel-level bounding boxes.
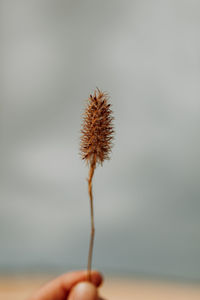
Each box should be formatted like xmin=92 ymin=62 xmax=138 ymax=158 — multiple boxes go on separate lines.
xmin=1 ymin=0 xmax=200 ymax=280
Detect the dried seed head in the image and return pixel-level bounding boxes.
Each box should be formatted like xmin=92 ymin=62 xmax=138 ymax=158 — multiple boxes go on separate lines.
xmin=80 ymin=88 xmax=114 ymax=166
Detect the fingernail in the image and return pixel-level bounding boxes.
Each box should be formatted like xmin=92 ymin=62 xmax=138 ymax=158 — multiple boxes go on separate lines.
xmin=68 ymin=282 xmax=98 ymax=300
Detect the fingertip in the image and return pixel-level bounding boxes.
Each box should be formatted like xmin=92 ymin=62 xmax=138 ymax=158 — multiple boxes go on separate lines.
xmin=68 ymin=282 xmax=98 ymax=300
xmin=90 ymin=270 xmax=103 ymax=287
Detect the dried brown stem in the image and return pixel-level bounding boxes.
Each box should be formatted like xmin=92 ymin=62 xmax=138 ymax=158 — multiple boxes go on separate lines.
xmin=87 ymin=155 xmax=96 ymax=281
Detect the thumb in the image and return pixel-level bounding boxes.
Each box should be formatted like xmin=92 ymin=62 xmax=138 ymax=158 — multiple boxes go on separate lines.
xmin=68 ymin=282 xmax=98 ymax=300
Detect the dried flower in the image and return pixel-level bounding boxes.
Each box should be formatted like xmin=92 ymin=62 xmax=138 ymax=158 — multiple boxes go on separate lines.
xmin=80 ymin=88 xmax=114 ymax=166
xmin=80 ymin=88 xmax=114 ymax=280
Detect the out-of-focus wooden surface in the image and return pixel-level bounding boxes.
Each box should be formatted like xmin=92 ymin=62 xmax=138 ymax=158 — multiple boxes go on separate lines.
xmin=0 ymin=276 xmax=200 ymax=300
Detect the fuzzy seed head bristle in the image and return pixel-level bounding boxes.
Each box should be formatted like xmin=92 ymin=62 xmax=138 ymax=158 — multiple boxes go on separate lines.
xmin=80 ymin=89 xmax=114 ymax=165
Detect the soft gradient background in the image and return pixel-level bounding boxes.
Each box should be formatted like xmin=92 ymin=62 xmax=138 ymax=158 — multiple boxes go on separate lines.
xmin=1 ymin=0 xmax=200 ymax=282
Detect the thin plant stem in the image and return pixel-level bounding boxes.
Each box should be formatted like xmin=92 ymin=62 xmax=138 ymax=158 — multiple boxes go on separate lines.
xmin=87 ymin=155 xmax=96 ymax=281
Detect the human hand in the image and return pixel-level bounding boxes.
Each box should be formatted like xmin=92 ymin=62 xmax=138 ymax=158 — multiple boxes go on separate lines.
xmin=30 ymin=270 xmax=104 ymax=300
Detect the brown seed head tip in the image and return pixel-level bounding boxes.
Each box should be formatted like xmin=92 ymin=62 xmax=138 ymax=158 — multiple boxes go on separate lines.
xmin=80 ymin=88 xmax=114 ymax=166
